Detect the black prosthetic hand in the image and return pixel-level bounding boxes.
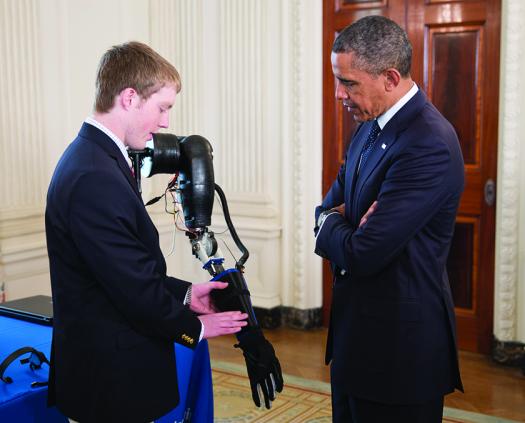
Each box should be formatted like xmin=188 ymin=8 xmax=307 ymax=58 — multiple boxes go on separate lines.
xmin=235 ymin=328 xmax=284 ymax=409
xmin=211 ymin=269 xmax=284 ymax=408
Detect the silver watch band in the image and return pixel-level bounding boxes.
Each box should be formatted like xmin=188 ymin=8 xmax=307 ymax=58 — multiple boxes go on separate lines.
xmin=183 ymin=285 xmax=192 ymax=307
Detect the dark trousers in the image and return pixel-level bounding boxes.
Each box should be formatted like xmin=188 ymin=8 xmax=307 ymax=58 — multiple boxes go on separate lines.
xmin=331 ymin=384 xmax=444 ymax=423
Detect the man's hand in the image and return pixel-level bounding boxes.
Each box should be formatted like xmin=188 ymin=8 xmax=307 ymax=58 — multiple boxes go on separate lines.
xmin=329 ymin=201 xmax=377 ymax=227
xmin=332 ymin=203 xmax=345 ymax=215
xmin=189 ymin=281 xmax=229 ymax=314
xmin=359 ymin=200 xmax=378 ymax=227
xmin=198 ymin=311 xmax=248 ymax=338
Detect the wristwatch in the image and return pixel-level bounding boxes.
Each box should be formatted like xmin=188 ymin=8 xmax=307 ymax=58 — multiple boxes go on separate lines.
xmin=317 ymin=210 xmax=333 ymax=229
xmin=184 ymin=285 xmax=192 ymax=308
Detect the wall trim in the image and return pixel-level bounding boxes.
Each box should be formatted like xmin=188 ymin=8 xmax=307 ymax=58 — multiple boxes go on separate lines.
xmin=281 ymin=306 xmax=323 ymax=330
xmin=0 ymin=213 xmax=44 ymax=239
xmin=253 ymin=306 xmax=323 ymax=330
xmin=492 ymin=336 xmax=525 ymax=373
xmin=494 ymin=0 xmax=523 ymax=341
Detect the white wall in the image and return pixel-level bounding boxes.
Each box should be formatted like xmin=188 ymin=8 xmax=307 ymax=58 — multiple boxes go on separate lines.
xmin=0 ymin=0 xmax=151 ymax=298
xmin=0 ymin=0 xmax=323 ymax=312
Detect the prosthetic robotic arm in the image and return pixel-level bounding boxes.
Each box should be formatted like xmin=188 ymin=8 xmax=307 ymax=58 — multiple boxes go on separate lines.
xmin=129 ymin=134 xmax=284 ymax=409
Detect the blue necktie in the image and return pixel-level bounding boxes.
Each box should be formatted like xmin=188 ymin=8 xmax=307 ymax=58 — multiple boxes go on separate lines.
xmin=358 ymin=119 xmax=381 ymax=173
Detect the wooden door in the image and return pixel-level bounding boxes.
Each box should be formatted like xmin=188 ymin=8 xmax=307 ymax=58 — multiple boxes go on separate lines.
xmin=322 ymin=0 xmax=501 ymax=353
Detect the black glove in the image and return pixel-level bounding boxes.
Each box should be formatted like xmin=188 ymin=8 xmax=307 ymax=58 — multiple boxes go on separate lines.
xmin=234 ymin=328 xmax=284 ymax=409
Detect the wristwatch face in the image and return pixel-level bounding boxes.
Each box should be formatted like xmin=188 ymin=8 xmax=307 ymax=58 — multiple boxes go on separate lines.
xmin=317 ymin=211 xmax=328 ymax=228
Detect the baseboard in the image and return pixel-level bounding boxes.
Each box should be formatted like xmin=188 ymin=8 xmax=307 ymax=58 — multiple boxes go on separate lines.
xmin=253 ymin=306 xmax=282 ymax=329
xmin=492 ymin=336 xmax=525 ymax=371
xmin=253 ymin=306 xmax=322 ymax=330
xmin=281 ymin=306 xmax=323 ymax=329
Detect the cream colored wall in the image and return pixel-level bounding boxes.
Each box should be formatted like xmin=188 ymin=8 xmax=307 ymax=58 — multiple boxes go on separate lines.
xmin=0 ymin=0 xmax=150 ymax=298
xmin=147 ymin=0 xmax=323 ymax=310
xmin=0 ymin=0 xmax=323 ymax=311
xmin=1 ymin=0 xmax=523 ymax=343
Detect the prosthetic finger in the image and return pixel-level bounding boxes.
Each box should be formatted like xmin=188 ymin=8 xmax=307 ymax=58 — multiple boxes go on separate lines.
xmin=270 ymin=374 xmax=277 ymax=398
xmin=259 ymin=379 xmax=271 ymax=409
xmin=252 ymin=381 xmax=262 ymax=408
xmin=265 ymin=375 xmax=275 ymax=401
xmin=273 ymin=359 xmax=284 ymax=392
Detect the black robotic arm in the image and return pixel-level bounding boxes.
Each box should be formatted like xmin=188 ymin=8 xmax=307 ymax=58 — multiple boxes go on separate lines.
xmin=129 ymin=133 xmax=284 ymax=409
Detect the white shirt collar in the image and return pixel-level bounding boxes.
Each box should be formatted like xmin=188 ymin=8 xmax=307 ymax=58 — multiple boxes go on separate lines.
xmin=376 ymin=82 xmax=418 ymax=130
xmin=84 ymin=116 xmax=132 ymax=168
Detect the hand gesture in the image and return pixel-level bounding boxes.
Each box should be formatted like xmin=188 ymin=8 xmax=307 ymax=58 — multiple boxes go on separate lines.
xmin=198 ymin=311 xmax=248 ymax=338
xmin=189 ymin=281 xmax=229 ymax=314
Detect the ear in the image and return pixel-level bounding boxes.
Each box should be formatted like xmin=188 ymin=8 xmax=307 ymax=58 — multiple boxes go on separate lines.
xmin=118 ymin=88 xmax=138 ymax=111
xmin=383 ymin=68 xmax=401 ymax=92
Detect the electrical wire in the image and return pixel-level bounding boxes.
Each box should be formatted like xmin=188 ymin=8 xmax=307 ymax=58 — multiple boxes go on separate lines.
xmin=219 ymin=237 xmax=238 ymax=264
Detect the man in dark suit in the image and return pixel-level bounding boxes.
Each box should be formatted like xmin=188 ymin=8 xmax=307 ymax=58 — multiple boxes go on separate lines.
xmin=314 ymin=16 xmax=464 ymax=423
xmin=45 ymin=41 xmax=248 ymax=422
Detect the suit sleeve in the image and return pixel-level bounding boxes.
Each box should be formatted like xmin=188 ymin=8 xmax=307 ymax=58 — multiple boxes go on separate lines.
xmin=314 ymin=160 xmax=347 ymax=226
xmin=164 ymin=276 xmax=193 ymax=301
xmin=69 ymin=170 xmax=201 ymax=348
xmin=315 ymin=138 xmax=454 ymax=277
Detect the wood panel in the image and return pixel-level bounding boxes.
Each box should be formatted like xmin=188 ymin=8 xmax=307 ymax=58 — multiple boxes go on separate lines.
xmin=408 ymin=0 xmax=500 ymax=354
xmin=427 ymin=27 xmax=482 ymax=165
xmin=336 ymin=0 xmax=387 ymax=11
xmin=447 ymin=217 xmax=479 ymax=312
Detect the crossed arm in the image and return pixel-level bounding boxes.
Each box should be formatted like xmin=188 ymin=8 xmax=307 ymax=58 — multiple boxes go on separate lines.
xmin=315 ymin=139 xmax=453 ymax=277
xmin=331 ymin=201 xmax=378 ymax=228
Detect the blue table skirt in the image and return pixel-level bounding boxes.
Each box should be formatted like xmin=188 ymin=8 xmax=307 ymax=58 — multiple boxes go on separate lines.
xmin=0 ymin=316 xmax=213 ymax=422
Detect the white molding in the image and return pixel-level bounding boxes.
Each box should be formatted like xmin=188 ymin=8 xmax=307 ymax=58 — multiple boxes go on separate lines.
xmin=0 ymin=232 xmax=46 ymax=258
xmin=0 ymin=212 xmax=44 ymax=239
xmin=280 ymin=0 xmax=323 ymax=309
xmin=494 ymin=0 xmax=523 ymax=342
xmin=149 ymin=0 xmax=203 ymax=135
xmin=0 ymin=231 xmax=48 ymax=284
xmin=0 ymin=0 xmax=48 ymax=293
xmin=216 ymin=0 xmax=265 ymax=195
xmin=0 ymin=0 xmax=46 ymax=216
xmin=149 ymin=0 xmax=203 ymax=198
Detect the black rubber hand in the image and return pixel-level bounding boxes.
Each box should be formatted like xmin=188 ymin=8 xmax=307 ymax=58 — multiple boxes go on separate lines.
xmin=235 ymin=329 xmax=284 ymax=409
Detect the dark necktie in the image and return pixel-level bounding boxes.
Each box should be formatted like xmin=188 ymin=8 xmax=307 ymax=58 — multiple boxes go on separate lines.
xmin=358 ymin=119 xmax=381 ymax=173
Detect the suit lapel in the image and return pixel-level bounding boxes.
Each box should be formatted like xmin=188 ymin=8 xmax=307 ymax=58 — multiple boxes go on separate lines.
xmin=351 ymin=89 xmax=428 ymax=215
xmin=78 ymin=123 xmax=142 ymax=199
xmin=346 ymin=122 xmax=370 ymax=222
xmin=353 ymin=127 xmax=392 ymax=200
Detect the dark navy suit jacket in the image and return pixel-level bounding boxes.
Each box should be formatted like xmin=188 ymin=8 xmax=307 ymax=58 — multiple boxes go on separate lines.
xmin=45 ymin=123 xmax=201 ymax=422
xmin=315 ymin=89 xmax=464 ymax=404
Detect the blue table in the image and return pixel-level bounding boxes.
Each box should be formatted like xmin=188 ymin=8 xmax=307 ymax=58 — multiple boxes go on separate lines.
xmin=0 ymin=316 xmax=213 ymax=422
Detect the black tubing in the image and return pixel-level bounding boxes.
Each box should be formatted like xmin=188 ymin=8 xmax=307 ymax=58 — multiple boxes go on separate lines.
xmin=214 ymin=183 xmax=249 ymax=267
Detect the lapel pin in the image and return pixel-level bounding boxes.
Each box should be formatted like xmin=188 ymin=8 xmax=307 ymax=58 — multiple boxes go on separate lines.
xmin=381 ymin=143 xmax=387 ymax=150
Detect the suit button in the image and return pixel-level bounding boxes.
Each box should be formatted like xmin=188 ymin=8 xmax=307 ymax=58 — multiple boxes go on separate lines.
xmin=340 ymin=269 xmax=346 ymax=276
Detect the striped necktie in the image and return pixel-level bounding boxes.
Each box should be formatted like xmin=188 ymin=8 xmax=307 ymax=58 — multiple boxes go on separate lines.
xmin=358 ymin=119 xmax=381 ymax=173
